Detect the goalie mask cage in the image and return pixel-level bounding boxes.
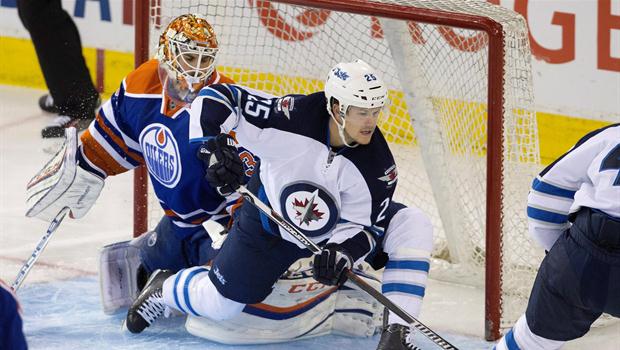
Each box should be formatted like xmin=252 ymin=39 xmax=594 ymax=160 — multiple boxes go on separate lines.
xmin=133 ymin=0 xmax=541 ymax=341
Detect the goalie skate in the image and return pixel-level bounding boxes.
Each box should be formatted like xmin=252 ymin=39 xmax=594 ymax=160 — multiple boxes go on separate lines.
xmin=125 ymin=269 xmax=173 ymax=333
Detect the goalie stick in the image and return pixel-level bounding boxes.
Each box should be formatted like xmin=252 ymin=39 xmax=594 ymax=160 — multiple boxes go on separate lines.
xmin=236 ymin=185 xmax=459 ymax=350
xmin=11 ymin=207 xmax=70 ymax=292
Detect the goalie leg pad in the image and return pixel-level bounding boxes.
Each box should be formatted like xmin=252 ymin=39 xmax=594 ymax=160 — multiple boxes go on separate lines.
xmin=333 ymin=267 xmax=384 ymax=337
xmin=184 ymin=259 xmax=382 ymax=344
xmin=184 ymin=264 xmax=335 ymax=344
xmin=99 ymin=240 xmax=143 ymax=315
xmin=98 ymin=218 xmax=218 ymax=316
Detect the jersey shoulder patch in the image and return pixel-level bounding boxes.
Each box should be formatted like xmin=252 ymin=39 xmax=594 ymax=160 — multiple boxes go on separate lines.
xmin=274 ymin=95 xmax=296 ymax=119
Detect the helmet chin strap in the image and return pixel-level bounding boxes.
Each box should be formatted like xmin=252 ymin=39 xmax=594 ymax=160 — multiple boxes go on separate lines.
xmin=331 ymin=105 xmax=358 ymax=148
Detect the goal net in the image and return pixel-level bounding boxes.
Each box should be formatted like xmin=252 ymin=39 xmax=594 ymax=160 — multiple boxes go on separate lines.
xmin=134 ymin=0 xmax=541 ymax=340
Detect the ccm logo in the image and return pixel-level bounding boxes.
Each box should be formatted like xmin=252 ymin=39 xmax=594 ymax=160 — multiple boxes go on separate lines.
xmin=288 ymin=282 xmax=326 ymax=293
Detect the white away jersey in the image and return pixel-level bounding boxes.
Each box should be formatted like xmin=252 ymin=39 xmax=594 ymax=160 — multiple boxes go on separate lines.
xmin=527 ymin=123 xmax=620 ymax=250
xmin=188 ymin=84 xmax=398 ymax=250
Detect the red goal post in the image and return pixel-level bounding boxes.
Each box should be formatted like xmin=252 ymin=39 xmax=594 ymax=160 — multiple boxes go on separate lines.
xmin=133 ymin=0 xmax=539 ymax=341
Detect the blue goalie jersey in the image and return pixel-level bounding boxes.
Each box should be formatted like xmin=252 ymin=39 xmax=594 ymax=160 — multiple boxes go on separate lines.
xmin=77 ymin=60 xmax=248 ymax=236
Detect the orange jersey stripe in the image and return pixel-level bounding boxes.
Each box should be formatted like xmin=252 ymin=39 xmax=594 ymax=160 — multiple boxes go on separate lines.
xmin=80 ymin=129 xmax=128 ymax=176
xmin=164 ymin=209 xmax=176 ymax=217
xmin=190 ymin=215 xmax=211 ymax=225
xmin=164 ymin=209 xmax=211 ymax=225
xmin=94 ymin=114 xmax=143 ymax=164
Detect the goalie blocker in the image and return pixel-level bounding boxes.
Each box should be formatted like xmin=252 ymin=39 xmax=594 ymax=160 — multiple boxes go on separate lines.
xmin=26 ymin=127 xmax=104 ymax=221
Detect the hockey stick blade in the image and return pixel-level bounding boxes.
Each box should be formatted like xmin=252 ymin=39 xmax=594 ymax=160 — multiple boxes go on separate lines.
xmin=12 ymin=207 xmax=70 ymax=292
xmin=237 ymin=185 xmax=459 ymax=349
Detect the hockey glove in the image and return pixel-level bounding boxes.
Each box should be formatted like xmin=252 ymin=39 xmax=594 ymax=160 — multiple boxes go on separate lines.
xmin=197 ymin=134 xmax=244 ymax=196
xmin=26 ymin=127 xmax=104 ymax=221
xmin=312 ymin=243 xmax=353 ymax=286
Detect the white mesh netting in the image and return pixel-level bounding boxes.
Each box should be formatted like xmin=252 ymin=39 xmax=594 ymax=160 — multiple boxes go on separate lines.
xmin=143 ymin=0 xmax=542 ymax=333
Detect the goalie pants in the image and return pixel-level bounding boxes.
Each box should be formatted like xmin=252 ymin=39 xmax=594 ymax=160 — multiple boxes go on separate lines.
xmin=525 ymin=207 xmax=620 ymax=341
xmin=17 ymin=0 xmax=98 ymax=118
xmin=137 ymin=216 xmax=219 ymax=274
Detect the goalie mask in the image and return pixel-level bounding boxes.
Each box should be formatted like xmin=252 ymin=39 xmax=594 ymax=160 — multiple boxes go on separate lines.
xmin=157 ymin=14 xmax=219 ymax=103
xmin=324 ymin=59 xmax=388 ymax=147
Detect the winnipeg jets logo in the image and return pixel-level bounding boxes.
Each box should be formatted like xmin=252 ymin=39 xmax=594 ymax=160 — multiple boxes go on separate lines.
xmin=292 ymin=190 xmax=325 ymax=226
xmin=332 ymin=67 xmax=349 ymax=80
xmin=378 ymin=164 xmax=398 ymax=187
xmin=280 ymin=182 xmax=339 ymax=238
xmin=275 ymin=96 xmax=295 ymax=119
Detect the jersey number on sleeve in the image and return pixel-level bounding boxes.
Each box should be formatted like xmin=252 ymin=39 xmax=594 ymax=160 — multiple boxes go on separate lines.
xmin=601 ymin=144 xmax=620 ymax=186
xmin=376 ymin=198 xmax=390 ymax=222
xmin=244 ymin=95 xmax=271 ymax=119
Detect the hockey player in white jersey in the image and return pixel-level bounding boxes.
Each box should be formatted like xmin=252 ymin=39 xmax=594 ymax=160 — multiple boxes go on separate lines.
xmin=495 ymin=123 xmax=620 ymax=350
xmin=126 ymin=60 xmax=434 ymax=350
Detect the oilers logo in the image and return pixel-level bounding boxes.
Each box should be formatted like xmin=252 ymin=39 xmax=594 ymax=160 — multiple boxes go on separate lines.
xmin=280 ymin=182 xmax=339 ymax=238
xmin=140 ymin=124 xmax=182 ymax=188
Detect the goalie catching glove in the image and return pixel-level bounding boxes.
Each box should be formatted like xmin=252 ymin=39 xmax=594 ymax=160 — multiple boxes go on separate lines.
xmin=26 ymin=127 xmax=104 ymax=221
xmin=197 ymin=134 xmax=244 ymax=196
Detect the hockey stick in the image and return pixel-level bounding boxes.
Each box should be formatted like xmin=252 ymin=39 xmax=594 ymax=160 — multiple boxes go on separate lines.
xmin=11 ymin=207 xmax=70 ymax=292
xmin=237 ymin=185 xmax=459 ymax=350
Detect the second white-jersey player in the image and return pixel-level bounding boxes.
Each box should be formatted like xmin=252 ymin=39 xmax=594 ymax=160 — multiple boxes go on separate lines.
xmin=496 ymin=123 xmax=620 ymax=350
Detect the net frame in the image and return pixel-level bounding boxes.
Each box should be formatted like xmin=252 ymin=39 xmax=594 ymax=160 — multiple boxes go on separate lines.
xmin=132 ymin=0 xmax=537 ymax=340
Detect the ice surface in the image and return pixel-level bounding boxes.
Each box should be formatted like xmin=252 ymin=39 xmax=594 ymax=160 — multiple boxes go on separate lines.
xmin=19 ymin=277 xmax=492 ymax=350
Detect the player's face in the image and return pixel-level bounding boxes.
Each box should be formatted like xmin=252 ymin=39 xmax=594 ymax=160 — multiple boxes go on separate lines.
xmin=344 ymin=105 xmax=382 ymax=145
xmin=177 ymin=52 xmax=214 ymax=78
